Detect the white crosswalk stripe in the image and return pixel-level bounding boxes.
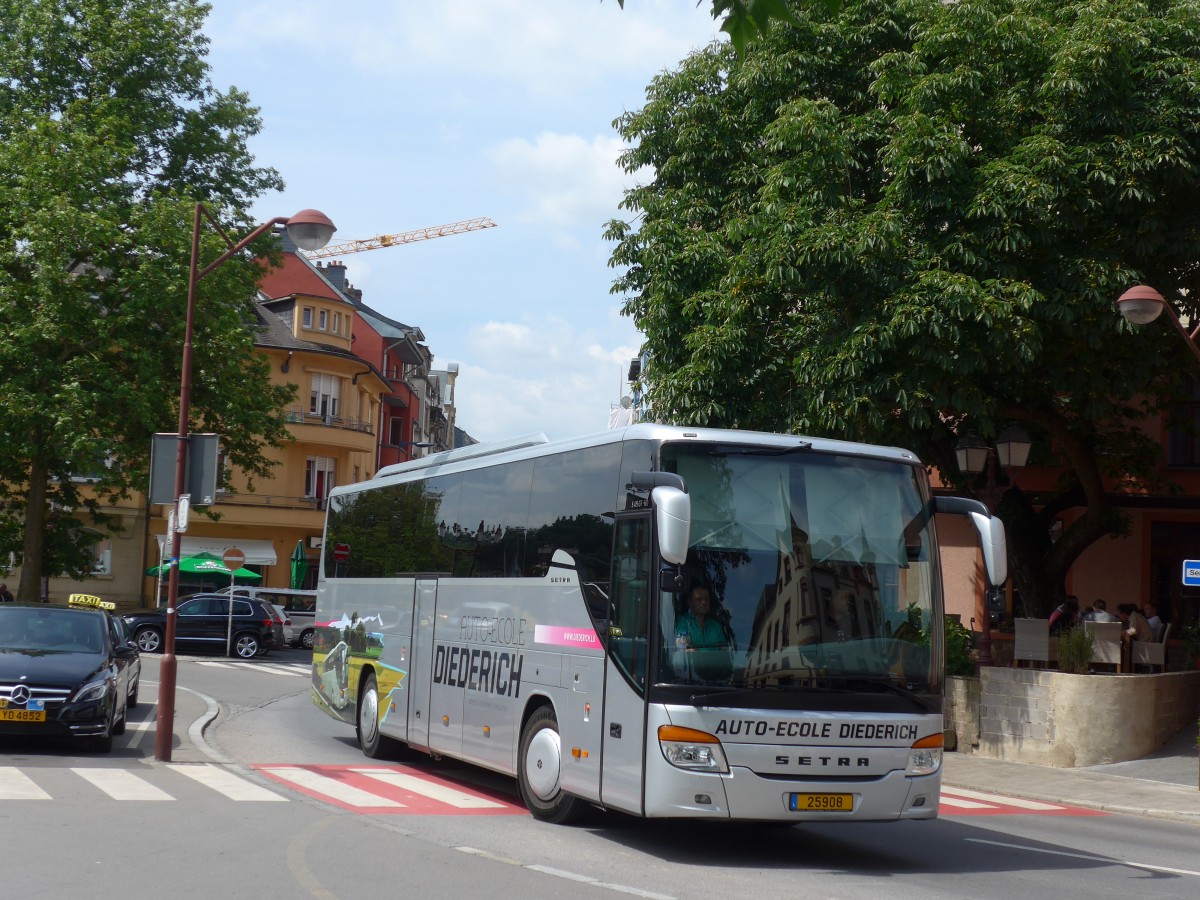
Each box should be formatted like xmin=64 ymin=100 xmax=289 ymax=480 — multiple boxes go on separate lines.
xmin=193 ymin=660 xmax=308 ymax=676
xmin=941 ymin=786 xmax=1064 ymax=811
xmin=168 ymin=763 xmax=288 ymax=801
xmin=0 ymin=767 xmax=51 ymax=800
xmin=73 ymin=767 xmax=174 ymax=801
xmin=0 ymin=764 xmax=288 ymax=803
xmin=264 ymin=766 xmax=405 ymax=807
xmin=352 ymin=768 xmax=506 ymax=809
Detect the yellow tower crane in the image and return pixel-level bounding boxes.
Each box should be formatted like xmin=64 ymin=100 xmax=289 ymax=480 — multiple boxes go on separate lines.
xmin=301 ymin=216 xmax=497 ymax=259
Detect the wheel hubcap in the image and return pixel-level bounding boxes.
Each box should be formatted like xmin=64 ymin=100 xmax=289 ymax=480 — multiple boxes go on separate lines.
xmin=526 ymin=727 xmax=561 ymax=800
xmin=361 ymin=688 xmax=378 ymax=741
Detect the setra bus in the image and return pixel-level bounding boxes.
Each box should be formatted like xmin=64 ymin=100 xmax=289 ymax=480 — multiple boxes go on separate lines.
xmin=311 ymin=424 xmax=1005 ymax=823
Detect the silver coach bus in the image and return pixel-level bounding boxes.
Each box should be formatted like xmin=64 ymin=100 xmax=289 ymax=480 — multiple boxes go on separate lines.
xmin=311 ymin=425 xmax=1006 ymax=824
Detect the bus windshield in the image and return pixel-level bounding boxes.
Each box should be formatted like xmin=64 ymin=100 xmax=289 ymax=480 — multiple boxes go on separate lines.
xmin=658 ymin=443 xmax=942 ymax=700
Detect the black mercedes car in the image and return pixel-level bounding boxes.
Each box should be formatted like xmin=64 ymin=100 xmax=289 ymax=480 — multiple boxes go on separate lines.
xmin=0 ymin=599 xmax=141 ymax=753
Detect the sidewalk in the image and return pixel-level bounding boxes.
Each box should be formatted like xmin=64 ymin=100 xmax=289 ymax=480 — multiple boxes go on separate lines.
xmin=138 ymin=677 xmax=228 ymax=766
xmin=943 ymin=724 xmax=1200 ymax=825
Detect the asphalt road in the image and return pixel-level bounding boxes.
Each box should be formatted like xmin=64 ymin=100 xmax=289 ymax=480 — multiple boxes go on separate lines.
xmin=3 ymin=649 xmax=1199 ymax=900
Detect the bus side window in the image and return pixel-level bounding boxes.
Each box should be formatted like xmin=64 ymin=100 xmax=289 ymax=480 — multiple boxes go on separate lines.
xmin=609 ymin=517 xmax=650 ymax=690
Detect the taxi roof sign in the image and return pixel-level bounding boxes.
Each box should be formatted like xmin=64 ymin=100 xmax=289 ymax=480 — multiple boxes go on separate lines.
xmin=68 ymin=593 xmax=116 ymax=610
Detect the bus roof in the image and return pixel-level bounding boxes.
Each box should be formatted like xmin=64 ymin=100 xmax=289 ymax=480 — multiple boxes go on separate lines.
xmin=346 ymin=424 xmax=921 ymax=499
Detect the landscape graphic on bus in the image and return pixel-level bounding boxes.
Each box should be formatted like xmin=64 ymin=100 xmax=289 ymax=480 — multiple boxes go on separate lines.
xmin=311 ymin=612 xmax=404 ymax=725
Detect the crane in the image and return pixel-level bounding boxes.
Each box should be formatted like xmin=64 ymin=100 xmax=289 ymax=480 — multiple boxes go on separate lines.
xmin=301 ymin=216 xmax=497 ymax=259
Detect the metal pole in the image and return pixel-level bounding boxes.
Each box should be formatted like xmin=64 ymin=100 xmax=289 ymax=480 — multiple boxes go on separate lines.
xmin=155 ymin=202 xmax=203 ymax=762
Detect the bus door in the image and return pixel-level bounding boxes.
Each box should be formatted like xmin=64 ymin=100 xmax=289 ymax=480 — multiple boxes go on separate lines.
xmin=406 ymin=578 xmax=439 ymax=753
xmin=600 ymin=514 xmax=652 ymax=814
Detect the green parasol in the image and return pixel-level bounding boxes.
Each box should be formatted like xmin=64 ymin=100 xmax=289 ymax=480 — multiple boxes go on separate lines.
xmin=290 ymin=540 xmax=309 ymax=589
xmin=146 ymin=550 xmax=262 ymax=582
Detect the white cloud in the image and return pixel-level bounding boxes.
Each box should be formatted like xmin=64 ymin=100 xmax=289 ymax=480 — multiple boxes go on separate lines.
xmin=454 ymin=315 xmax=641 ymax=442
xmin=210 ymin=1 xmax=719 ymax=98
xmin=486 ymin=132 xmax=643 ymax=229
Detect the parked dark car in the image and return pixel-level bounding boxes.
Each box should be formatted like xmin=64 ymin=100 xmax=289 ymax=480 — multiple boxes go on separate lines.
xmin=0 ymin=600 xmax=141 ymax=753
xmin=122 ymin=594 xmax=281 ymax=659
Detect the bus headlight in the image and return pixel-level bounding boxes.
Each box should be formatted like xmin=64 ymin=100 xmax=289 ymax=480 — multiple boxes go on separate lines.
xmin=658 ymin=725 xmax=728 ymax=773
xmin=906 ymin=733 xmax=943 ymax=776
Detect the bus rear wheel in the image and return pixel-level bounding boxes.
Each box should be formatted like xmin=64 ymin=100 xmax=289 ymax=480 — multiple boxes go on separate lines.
xmin=517 ymin=706 xmax=585 ymax=824
xmin=357 ymin=672 xmax=398 ymax=759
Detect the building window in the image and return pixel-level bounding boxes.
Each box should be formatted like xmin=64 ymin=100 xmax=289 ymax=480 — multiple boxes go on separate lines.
xmin=318 ymin=309 xmax=328 ymax=331
xmin=310 ymin=374 xmax=340 ymax=419
xmin=302 ymin=307 xmax=313 ymax=328
xmin=1168 ymin=378 xmax=1200 ymax=467
xmin=306 ymin=457 xmax=336 ymax=500
xmin=333 ymin=311 xmax=341 ymax=334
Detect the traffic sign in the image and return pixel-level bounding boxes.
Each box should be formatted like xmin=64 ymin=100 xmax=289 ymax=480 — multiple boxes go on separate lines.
xmin=223 ymin=547 xmax=246 ymax=571
xmin=1183 ymin=560 xmax=1200 ymax=586
xmin=334 ymin=543 xmax=350 ymax=562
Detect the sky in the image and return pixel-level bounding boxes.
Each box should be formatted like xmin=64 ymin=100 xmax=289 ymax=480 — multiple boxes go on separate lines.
xmin=202 ymin=1 xmax=724 ymax=443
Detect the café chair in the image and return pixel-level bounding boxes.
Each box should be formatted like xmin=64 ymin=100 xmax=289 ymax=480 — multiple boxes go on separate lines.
xmin=1013 ymin=618 xmax=1057 ymax=668
xmin=1131 ymin=623 xmax=1171 ymax=673
xmin=1083 ymin=621 xmax=1122 ymax=670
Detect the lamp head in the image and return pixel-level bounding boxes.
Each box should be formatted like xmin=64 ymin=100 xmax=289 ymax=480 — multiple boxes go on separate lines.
xmin=286 ymin=209 xmax=337 ymax=251
xmin=1117 ymin=285 xmax=1165 ymax=326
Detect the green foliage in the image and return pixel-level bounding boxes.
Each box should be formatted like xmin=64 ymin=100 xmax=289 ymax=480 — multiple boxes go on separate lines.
xmin=1056 ymin=626 xmax=1095 ymax=675
xmin=918 ymin=613 xmax=975 ymax=677
xmin=1181 ymin=620 xmax=1200 ymax=668
xmin=609 ymin=0 xmax=1200 ymax=615
xmin=0 ymin=1 xmax=289 ymax=596
xmin=943 ymin=617 xmax=976 ymax=677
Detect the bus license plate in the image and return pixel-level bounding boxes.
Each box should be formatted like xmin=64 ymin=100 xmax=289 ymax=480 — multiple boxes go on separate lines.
xmin=0 ymin=708 xmax=46 ymax=723
xmin=790 ymin=793 xmax=853 ymax=812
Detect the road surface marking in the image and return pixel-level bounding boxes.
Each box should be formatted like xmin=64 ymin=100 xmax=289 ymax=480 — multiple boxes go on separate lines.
xmin=72 ymin=767 xmax=173 ymax=801
xmin=255 ymin=764 xmax=525 ymax=815
xmin=942 ymin=786 xmax=1063 ymax=811
xmin=967 ymin=838 xmax=1200 ymax=878
xmin=352 ymin=768 xmax=505 ymax=808
xmin=260 ymin=765 xmax=405 ymax=808
xmin=167 ymin=763 xmax=288 ymax=801
xmin=0 ymin=767 xmax=51 ymax=800
xmin=456 ymin=848 xmax=675 ymax=900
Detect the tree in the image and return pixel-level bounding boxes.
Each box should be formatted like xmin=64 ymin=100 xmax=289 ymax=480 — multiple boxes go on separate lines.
xmin=617 ymin=1 xmax=825 ymax=56
xmin=608 ymin=0 xmax=1200 ymax=615
xmin=0 ymin=1 xmax=292 ymax=600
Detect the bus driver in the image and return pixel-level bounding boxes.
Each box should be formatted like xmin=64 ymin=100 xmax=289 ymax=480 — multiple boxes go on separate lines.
xmin=673 ymin=584 xmax=733 ymax=681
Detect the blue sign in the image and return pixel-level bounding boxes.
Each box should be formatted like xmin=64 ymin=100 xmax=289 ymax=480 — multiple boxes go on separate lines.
xmin=1182 ymin=560 xmax=1200 ymax=586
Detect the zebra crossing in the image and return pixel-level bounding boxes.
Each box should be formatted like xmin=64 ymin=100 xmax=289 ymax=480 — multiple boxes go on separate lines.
xmin=189 ymin=659 xmax=310 ymax=677
xmin=939 ymin=786 xmax=1105 ymax=817
xmin=0 ymin=759 xmax=1100 ymax=819
xmin=0 ymin=762 xmax=524 ymax=814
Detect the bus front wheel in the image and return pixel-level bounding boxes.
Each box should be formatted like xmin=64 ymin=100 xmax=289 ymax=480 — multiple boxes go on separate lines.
xmin=357 ymin=672 xmax=397 ymax=759
xmin=517 ymin=706 xmax=585 ymax=824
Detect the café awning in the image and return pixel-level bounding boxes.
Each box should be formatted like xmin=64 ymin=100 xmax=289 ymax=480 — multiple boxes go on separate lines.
xmin=155 ymin=536 xmax=278 ymax=566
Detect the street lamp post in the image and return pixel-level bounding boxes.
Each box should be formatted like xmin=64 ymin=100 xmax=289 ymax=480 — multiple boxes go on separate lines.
xmin=954 ymin=426 xmax=1031 ymax=669
xmin=155 ymin=204 xmax=335 ymax=762
xmin=1116 ymin=284 xmax=1200 ymax=364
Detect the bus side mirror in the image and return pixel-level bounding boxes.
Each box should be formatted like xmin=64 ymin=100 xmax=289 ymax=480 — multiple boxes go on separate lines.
xmin=652 ymin=485 xmax=691 ymax=565
xmin=934 ymin=496 xmax=1008 ymax=588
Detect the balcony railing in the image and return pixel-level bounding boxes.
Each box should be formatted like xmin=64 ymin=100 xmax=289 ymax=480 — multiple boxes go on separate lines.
xmin=285 ymin=406 xmax=373 ymax=434
xmin=212 ymin=492 xmax=328 ymax=511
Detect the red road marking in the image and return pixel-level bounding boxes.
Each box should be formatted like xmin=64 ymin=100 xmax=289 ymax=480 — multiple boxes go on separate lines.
xmin=254 ymin=763 xmax=527 ymax=816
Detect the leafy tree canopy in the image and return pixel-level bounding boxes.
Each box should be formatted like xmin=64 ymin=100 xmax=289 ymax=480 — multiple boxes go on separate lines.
xmin=609 ymin=0 xmax=1200 ymax=613
xmin=0 ymin=0 xmax=291 ymax=598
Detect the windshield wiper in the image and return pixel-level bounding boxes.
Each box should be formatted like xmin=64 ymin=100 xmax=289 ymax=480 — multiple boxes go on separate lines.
xmin=711 ymin=441 xmax=812 ymax=457
xmin=814 ymin=674 xmax=930 ymax=704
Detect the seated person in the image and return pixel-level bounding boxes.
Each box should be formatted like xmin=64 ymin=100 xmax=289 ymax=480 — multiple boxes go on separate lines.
xmin=673 ymin=585 xmax=732 ymax=681
xmin=1048 ymin=596 xmax=1079 ymax=635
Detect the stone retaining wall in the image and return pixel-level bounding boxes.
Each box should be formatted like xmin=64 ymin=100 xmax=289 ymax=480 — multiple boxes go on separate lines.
xmin=974 ymin=668 xmax=1200 ymax=767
